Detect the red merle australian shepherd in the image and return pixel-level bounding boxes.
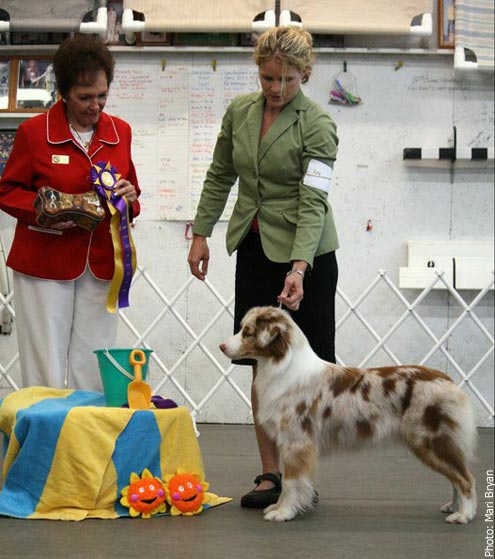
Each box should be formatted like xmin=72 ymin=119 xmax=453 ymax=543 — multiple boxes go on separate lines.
xmin=220 ymin=306 xmax=477 ymax=523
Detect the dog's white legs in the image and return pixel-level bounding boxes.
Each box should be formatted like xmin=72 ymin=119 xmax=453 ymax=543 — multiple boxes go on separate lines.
xmin=263 ymin=441 xmax=319 ymax=521
xmin=264 ymin=476 xmax=315 ymax=522
xmin=445 ymin=482 xmax=477 ymax=524
xmin=440 ymin=481 xmax=477 ymax=524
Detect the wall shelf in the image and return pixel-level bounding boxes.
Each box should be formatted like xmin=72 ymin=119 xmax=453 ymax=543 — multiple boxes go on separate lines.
xmin=0 ymin=44 xmax=454 ymax=56
xmin=399 ymin=241 xmax=495 ymax=290
xmin=403 ymin=127 xmax=494 ymax=168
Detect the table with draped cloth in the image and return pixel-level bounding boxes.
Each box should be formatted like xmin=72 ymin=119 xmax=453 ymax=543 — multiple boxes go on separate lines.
xmin=0 ymin=387 xmax=230 ymax=520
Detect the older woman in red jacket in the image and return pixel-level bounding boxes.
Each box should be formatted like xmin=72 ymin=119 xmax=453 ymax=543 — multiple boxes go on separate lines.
xmin=0 ymin=35 xmax=141 ymax=390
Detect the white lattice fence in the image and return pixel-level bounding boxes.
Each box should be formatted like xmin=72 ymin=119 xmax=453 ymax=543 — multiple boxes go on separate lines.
xmin=1 ymin=265 xmax=494 ymax=425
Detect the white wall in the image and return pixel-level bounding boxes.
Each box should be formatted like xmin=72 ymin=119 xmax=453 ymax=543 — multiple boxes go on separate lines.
xmin=1 ymin=50 xmax=493 ymax=425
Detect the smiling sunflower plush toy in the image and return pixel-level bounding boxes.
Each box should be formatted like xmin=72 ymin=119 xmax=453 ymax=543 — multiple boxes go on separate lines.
xmin=120 ymin=469 xmax=168 ymax=518
xmin=164 ymin=470 xmax=211 ymax=516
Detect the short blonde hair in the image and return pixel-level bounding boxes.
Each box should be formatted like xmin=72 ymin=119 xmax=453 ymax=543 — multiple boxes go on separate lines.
xmin=253 ymin=26 xmax=314 ymax=83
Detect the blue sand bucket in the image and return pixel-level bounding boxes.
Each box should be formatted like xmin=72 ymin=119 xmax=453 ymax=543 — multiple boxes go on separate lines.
xmin=94 ymin=348 xmax=153 ymax=407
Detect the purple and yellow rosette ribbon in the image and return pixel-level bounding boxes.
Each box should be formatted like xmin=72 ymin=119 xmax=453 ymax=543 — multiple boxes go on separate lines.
xmin=90 ymin=161 xmax=137 ymax=313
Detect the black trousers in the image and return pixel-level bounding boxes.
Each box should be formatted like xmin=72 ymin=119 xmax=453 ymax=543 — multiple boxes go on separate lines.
xmin=233 ymin=232 xmax=338 ymax=365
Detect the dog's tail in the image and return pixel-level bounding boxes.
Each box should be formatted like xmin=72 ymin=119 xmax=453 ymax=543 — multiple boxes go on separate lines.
xmin=454 ymin=391 xmax=478 ymax=465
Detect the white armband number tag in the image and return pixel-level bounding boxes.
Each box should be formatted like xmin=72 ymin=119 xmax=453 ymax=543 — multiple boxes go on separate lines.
xmin=303 ymin=159 xmax=333 ymax=193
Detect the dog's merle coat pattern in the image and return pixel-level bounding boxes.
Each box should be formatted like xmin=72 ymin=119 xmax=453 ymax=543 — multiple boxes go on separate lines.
xmin=220 ymin=306 xmax=477 ymax=523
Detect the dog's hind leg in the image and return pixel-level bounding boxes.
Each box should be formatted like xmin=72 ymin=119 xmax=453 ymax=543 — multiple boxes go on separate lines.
xmin=264 ymin=443 xmax=318 ymax=522
xmin=406 ymin=434 xmax=477 ymax=524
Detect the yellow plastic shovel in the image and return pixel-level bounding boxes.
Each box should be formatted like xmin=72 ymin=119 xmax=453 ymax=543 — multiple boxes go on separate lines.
xmin=128 ymin=349 xmax=151 ymax=409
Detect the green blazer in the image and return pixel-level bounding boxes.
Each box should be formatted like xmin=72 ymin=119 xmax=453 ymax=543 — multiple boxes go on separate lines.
xmin=192 ymin=88 xmax=339 ymax=267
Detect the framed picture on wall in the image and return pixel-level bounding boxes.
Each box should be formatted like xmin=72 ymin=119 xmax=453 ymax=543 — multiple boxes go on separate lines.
xmin=0 ymin=129 xmax=16 ymax=178
xmin=438 ymin=0 xmax=455 ymax=48
xmin=16 ymin=58 xmax=57 ymax=111
xmin=137 ymin=31 xmax=172 ymax=46
xmin=106 ymin=1 xmax=128 ymax=46
xmin=0 ymin=59 xmax=10 ymax=111
xmin=0 ymin=57 xmax=58 ymax=113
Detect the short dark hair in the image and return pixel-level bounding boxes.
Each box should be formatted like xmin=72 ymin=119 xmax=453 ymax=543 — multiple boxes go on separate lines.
xmin=54 ymin=34 xmax=115 ymax=99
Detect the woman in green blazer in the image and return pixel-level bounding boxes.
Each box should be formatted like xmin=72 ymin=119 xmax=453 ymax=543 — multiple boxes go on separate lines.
xmin=188 ymin=26 xmax=339 ymax=509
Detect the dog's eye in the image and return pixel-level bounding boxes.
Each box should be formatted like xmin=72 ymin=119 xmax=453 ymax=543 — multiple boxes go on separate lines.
xmin=242 ymin=329 xmax=253 ymax=338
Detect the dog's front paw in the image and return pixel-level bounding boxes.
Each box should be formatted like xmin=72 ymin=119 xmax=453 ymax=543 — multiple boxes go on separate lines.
xmin=264 ymin=507 xmax=297 ymax=522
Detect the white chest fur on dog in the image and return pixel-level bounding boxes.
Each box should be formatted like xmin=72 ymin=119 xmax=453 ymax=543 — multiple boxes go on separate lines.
xmin=220 ymin=306 xmax=477 ymax=524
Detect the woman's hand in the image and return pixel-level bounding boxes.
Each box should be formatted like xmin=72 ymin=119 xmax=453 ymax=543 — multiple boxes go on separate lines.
xmin=188 ymin=234 xmax=210 ymax=281
xmin=114 ymin=179 xmax=138 ymax=203
xmin=277 ymin=261 xmax=308 ymax=311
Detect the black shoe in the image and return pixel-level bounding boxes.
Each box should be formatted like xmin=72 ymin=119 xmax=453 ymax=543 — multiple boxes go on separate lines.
xmin=240 ymin=472 xmax=282 ymax=509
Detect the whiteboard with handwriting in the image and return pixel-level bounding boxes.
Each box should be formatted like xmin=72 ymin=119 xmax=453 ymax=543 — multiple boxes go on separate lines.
xmin=105 ymin=56 xmax=259 ymax=221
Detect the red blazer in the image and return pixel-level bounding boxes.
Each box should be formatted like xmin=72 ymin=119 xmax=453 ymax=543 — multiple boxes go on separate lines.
xmin=0 ymin=100 xmax=141 ymax=280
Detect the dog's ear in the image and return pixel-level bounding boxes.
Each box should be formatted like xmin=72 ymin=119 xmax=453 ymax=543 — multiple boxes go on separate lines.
xmin=255 ymin=317 xmax=291 ymax=361
xmin=256 ymin=321 xmax=283 ymax=348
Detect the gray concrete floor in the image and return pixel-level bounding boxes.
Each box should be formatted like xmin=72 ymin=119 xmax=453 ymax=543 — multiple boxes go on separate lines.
xmin=1 ymin=425 xmax=493 ymax=559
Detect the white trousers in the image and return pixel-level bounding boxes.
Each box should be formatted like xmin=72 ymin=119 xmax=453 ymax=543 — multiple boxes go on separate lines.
xmin=14 ymin=269 xmax=118 ymax=391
